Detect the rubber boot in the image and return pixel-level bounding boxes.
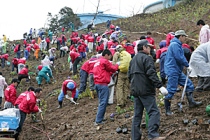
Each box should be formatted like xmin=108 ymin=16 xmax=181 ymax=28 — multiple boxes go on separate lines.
xmin=164 ymin=99 xmax=173 ymax=116
xmin=186 ymin=92 xmax=202 ymax=108
xmin=57 ymin=101 xmax=62 ymax=108
xmin=90 ymin=90 xmax=94 ymax=99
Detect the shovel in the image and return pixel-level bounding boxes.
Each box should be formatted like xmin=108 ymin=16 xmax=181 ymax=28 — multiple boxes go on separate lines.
xmin=177 ymin=71 xmax=190 ymax=112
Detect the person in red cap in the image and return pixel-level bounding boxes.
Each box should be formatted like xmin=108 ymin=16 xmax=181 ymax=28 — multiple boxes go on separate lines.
xmin=0 ymin=53 xmax=9 ymax=68
xmin=4 ymin=78 xmax=19 ymax=109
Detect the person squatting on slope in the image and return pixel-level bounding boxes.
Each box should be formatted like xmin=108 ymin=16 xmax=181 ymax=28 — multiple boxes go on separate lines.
xmin=112 ymin=45 xmax=131 ymax=107
xmin=0 ymin=72 xmax=7 ymax=108
xmin=70 ymin=49 xmax=81 ymax=75
xmin=128 ymin=39 xmax=168 ymax=140
xmin=0 ymin=53 xmax=9 ymax=68
xmin=57 ymin=79 xmax=79 ymax=108
xmin=14 ymin=88 xmax=42 ymax=140
xmin=189 ymin=41 xmax=210 ymax=92
xmin=93 ymin=49 xmax=119 ymax=125
xmin=37 ymin=66 xmax=53 ymax=86
xmin=18 ymin=65 xmax=30 ymax=82
xmin=4 ymin=78 xmax=19 ymax=109
xmin=164 ymin=30 xmax=202 ymax=116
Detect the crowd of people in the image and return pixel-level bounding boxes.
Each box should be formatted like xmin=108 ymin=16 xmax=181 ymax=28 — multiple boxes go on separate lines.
xmin=0 ymin=19 xmax=210 ymax=140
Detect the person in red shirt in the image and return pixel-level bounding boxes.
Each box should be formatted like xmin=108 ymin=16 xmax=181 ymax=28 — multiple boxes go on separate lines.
xmin=70 ymin=43 xmax=76 ymax=51
xmin=96 ymin=34 xmax=101 ymax=46
xmin=70 ymin=50 xmax=81 ymax=75
xmin=0 ymin=53 xmax=9 ymax=68
xmin=87 ymin=35 xmax=94 ymax=52
xmin=77 ymin=41 xmax=87 ymax=61
xmin=46 ymin=36 xmax=51 ymax=50
xmin=166 ymin=32 xmax=175 ymax=47
xmin=23 ymin=39 xmax=27 ymax=48
xmin=78 ymin=56 xmax=97 ymax=95
xmin=18 ymin=65 xmax=29 ymax=82
xmin=17 ymin=57 xmax=26 ymax=73
xmin=96 ymin=40 xmax=104 ymax=54
xmin=15 ymin=88 xmax=42 ymax=139
xmin=4 ymin=78 xmax=19 ymax=109
xmin=57 ymin=79 xmax=79 ymax=108
xmin=12 ymin=57 xmax=19 ymax=73
xmin=24 ymin=44 xmax=31 ymax=60
xmin=93 ymin=49 xmax=119 ymax=125
xmin=124 ymin=41 xmax=135 ymax=58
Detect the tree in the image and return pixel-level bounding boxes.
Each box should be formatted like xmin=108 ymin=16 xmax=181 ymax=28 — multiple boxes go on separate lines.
xmin=47 ymin=12 xmax=59 ymax=33
xmin=58 ymin=6 xmax=82 ymax=29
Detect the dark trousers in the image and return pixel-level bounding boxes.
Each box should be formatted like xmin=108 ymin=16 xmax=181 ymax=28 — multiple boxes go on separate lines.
xmin=18 ymin=74 xmax=28 ymax=82
xmin=79 ymin=70 xmax=88 ymax=93
xmin=15 ymin=110 xmax=27 ymax=139
xmin=131 ymin=95 xmax=160 ymax=140
xmin=12 ymin=64 xmax=18 ymax=73
xmin=1 ymin=58 xmax=5 ymax=68
xmin=60 ymin=50 xmax=65 ymax=57
xmin=196 ymin=76 xmax=210 ymax=90
xmin=73 ymin=57 xmax=81 ymax=75
xmin=47 ymin=42 xmax=50 ymax=50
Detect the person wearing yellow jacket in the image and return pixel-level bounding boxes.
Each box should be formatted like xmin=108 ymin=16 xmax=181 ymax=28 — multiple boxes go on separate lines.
xmin=3 ymin=35 xmax=7 ymax=42
xmin=113 ymin=45 xmax=131 ymax=107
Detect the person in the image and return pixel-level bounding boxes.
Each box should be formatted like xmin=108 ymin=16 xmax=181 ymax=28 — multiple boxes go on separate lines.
xmin=96 ymin=40 xmax=104 ymax=54
xmin=32 ymin=42 xmax=40 ymax=60
xmin=48 ymin=47 xmax=56 ymax=63
xmin=2 ymin=41 xmax=8 ymax=54
xmin=60 ymin=45 xmax=68 ymax=58
xmin=146 ymin=32 xmax=156 ymax=60
xmin=17 ymin=57 xmax=26 ymax=73
xmin=14 ymin=44 xmax=21 ymax=59
xmin=46 ymin=36 xmax=51 ymax=50
xmin=87 ymin=34 xmax=94 ymax=52
xmin=4 ymin=78 xmax=19 ymax=109
xmin=93 ymin=49 xmax=119 ymax=125
xmin=123 ymin=41 xmax=135 ymax=58
xmin=77 ymin=41 xmax=87 ymax=61
xmin=189 ymin=41 xmax=210 ymax=92
xmin=24 ymin=44 xmax=31 ymax=60
xmin=78 ymin=56 xmax=97 ymax=96
xmin=12 ymin=57 xmax=19 ymax=73
xmin=156 ymin=40 xmax=168 ymax=84
xmin=3 ymin=35 xmax=7 ymax=42
xmin=15 ymin=88 xmax=42 ymax=139
xmin=37 ymin=66 xmax=53 ymax=86
xmin=166 ymin=32 xmax=175 ymax=47
xmin=197 ymin=20 xmax=210 ymax=44
xmin=18 ymin=65 xmax=29 ymax=82
xmin=106 ymin=20 xmax=111 ymax=29
xmin=128 ymin=39 xmax=168 ymax=140
xmin=113 ymin=45 xmax=131 ymax=107
xmin=70 ymin=49 xmax=81 ymax=75
xmin=0 ymin=72 xmax=8 ymax=108
xmin=0 ymin=53 xmax=9 ymax=68
xmin=164 ymin=30 xmax=202 ymax=116
xmin=57 ymin=79 xmax=79 ymax=108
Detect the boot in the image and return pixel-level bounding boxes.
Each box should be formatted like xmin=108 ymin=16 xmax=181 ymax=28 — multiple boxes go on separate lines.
xmin=57 ymin=101 xmax=62 ymax=108
xmin=90 ymin=90 xmax=94 ymax=99
xmin=164 ymin=99 xmax=173 ymax=116
xmin=186 ymin=92 xmax=202 ymax=108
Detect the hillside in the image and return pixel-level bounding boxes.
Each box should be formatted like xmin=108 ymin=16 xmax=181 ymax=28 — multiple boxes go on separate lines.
xmin=2 ymin=0 xmax=210 ymax=139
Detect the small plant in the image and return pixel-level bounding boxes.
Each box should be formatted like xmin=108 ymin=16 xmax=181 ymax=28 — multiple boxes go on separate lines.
xmin=10 ymin=71 xmax=16 ymax=76
xmin=39 ymin=99 xmax=47 ymax=115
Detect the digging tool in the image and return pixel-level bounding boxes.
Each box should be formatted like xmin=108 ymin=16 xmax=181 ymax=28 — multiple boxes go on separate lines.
xmin=177 ymin=70 xmax=190 ymax=112
xmin=40 ymin=113 xmax=46 ymax=130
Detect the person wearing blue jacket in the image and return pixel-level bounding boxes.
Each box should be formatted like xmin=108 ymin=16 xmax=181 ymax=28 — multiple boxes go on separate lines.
xmin=36 ymin=66 xmax=53 ymax=86
xmin=164 ymin=30 xmax=202 ymax=116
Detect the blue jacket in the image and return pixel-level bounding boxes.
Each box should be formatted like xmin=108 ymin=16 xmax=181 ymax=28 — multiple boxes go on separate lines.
xmin=164 ymin=37 xmax=189 ymax=75
xmin=38 ymin=66 xmax=52 ymax=77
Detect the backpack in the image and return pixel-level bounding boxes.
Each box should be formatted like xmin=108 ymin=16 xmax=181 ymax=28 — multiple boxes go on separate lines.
xmin=119 ymin=51 xmax=131 ymax=73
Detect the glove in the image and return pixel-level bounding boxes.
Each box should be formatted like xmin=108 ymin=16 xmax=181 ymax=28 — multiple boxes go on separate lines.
xmin=116 ymin=62 xmax=120 ymax=66
xmin=159 ymin=86 xmax=168 ymax=96
xmin=156 ymin=59 xmax=160 ymax=63
xmin=38 ymin=108 xmax=42 ymax=113
xmin=65 ymin=95 xmax=70 ymax=99
xmin=187 ymin=67 xmax=192 ymax=73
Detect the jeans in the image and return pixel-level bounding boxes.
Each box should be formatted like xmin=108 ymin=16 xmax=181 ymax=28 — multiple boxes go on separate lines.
xmin=89 ymin=74 xmax=95 ymax=91
xmin=79 ymin=70 xmax=88 ymax=94
xmin=80 ymin=52 xmax=86 ymax=59
xmin=60 ymin=50 xmax=65 ymax=57
xmin=73 ymin=57 xmax=81 ymax=75
xmin=15 ymin=110 xmax=27 ymax=138
xmin=95 ymin=84 xmax=109 ymax=123
xmin=16 ymin=51 xmax=21 ymax=59
xmin=24 ymin=50 xmax=29 ymax=60
xmin=160 ymin=52 xmax=167 ymax=79
xmin=166 ymin=72 xmax=194 ymax=99
xmin=1 ymin=58 xmax=5 ymax=68
xmin=131 ymin=95 xmax=160 ymax=140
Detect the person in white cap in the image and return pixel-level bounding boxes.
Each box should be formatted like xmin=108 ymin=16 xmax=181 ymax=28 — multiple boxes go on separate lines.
xmin=164 ymin=30 xmax=202 ymax=116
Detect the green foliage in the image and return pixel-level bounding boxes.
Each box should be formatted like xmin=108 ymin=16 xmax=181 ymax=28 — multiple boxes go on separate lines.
xmin=116 ymin=105 xmax=134 ymax=115
xmin=39 ymin=99 xmax=47 ymax=115
xmin=10 ymin=71 xmax=16 ymax=76
xmin=78 ymin=88 xmax=91 ymax=99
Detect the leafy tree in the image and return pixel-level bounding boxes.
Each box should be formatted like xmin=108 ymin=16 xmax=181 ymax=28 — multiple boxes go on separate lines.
xmin=58 ymin=6 xmax=82 ymax=30
xmin=47 ymin=12 xmax=59 ymax=33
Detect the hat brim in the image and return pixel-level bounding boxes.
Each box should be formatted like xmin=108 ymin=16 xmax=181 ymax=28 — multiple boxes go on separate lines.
xmin=147 ymin=43 xmax=154 ymax=47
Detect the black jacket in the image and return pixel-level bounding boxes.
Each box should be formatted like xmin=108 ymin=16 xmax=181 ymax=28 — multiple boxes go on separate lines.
xmin=128 ymin=51 xmax=162 ymax=96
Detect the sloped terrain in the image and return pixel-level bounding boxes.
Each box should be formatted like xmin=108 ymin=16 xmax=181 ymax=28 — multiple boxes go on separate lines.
xmin=2 ymin=0 xmax=210 ymax=139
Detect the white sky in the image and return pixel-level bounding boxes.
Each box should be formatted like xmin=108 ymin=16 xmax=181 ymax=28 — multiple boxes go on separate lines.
xmin=0 ymin=0 xmax=157 ymax=40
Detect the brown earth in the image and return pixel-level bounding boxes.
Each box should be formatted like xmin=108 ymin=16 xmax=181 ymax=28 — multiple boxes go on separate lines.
xmin=2 ymin=0 xmax=210 ymax=139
